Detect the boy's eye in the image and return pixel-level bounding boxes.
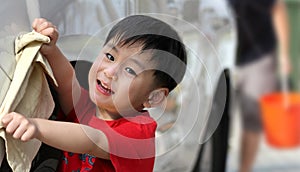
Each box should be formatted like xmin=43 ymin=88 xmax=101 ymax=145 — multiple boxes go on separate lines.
xmin=105 ymin=53 xmax=114 ymax=61
xmin=125 ymin=67 xmax=137 ymax=76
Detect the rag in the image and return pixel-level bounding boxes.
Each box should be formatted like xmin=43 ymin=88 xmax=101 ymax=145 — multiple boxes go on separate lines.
xmin=0 ymin=31 xmax=57 ymax=172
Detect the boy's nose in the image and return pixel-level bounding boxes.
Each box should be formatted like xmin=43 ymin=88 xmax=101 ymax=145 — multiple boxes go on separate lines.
xmin=104 ymin=65 xmax=118 ymax=80
xmin=104 ymin=71 xmax=117 ymax=80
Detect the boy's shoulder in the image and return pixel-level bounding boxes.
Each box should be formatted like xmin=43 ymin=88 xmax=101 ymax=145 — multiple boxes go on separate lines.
xmin=111 ymin=111 xmax=157 ymax=137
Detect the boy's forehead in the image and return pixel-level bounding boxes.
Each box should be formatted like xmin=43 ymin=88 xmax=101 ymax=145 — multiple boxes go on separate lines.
xmin=106 ymin=38 xmax=144 ymax=50
xmin=105 ymin=40 xmax=148 ymax=56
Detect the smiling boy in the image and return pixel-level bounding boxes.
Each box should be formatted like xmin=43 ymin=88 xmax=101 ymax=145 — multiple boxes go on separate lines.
xmin=1 ymin=15 xmax=187 ymax=171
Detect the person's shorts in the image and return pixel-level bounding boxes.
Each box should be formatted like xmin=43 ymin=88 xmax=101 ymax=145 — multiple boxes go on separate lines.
xmin=235 ymin=53 xmax=277 ymax=132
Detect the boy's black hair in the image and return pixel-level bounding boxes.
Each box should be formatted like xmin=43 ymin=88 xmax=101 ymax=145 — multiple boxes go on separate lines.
xmin=104 ymin=15 xmax=187 ymax=92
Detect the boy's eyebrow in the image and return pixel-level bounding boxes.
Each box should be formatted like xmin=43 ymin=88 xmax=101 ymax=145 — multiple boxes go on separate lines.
xmin=106 ymin=43 xmax=119 ymax=53
xmin=107 ymin=42 xmax=150 ymax=70
xmin=129 ymin=58 xmax=146 ymax=70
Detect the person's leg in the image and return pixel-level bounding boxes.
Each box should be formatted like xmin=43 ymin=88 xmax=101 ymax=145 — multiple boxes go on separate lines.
xmin=239 ymin=130 xmax=261 ymax=172
xmin=236 ymin=54 xmax=277 ymax=172
xmin=238 ymin=92 xmax=263 ymax=172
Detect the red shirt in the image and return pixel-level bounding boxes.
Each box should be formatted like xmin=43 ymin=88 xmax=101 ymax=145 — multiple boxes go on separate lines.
xmin=57 ymin=88 xmax=157 ymax=172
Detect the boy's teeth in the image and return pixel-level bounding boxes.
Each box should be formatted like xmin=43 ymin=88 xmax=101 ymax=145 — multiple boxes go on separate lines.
xmin=97 ymin=79 xmax=114 ymax=94
xmin=102 ymin=84 xmax=108 ymax=89
xmin=98 ymin=80 xmax=108 ymax=89
xmin=100 ymin=81 xmax=112 ymax=92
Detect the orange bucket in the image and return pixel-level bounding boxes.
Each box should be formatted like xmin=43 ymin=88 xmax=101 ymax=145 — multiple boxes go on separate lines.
xmin=260 ymin=92 xmax=300 ymax=148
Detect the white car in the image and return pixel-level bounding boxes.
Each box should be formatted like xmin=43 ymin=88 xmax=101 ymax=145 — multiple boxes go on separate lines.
xmin=0 ymin=0 xmax=237 ymax=171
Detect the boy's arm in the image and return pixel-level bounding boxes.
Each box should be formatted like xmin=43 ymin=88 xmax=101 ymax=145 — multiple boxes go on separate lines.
xmin=1 ymin=112 xmax=110 ymax=159
xmin=32 ymin=18 xmax=81 ymax=115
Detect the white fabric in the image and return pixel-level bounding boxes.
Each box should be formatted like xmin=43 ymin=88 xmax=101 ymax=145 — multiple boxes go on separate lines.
xmin=0 ymin=31 xmax=57 ymax=172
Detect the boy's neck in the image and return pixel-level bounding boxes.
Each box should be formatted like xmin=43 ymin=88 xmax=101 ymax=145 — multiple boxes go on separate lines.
xmin=96 ymin=108 xmax=122 ymax=121
xmin=96 ymin=107 xmax=147 ymax=120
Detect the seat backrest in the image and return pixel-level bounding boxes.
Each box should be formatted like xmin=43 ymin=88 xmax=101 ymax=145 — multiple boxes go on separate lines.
xmin=70 ymin=60 xmax=93 ymax=90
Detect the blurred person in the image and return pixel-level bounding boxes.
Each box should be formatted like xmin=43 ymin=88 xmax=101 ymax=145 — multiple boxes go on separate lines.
xmin=227 ymin=0 xmax=291 ymax=172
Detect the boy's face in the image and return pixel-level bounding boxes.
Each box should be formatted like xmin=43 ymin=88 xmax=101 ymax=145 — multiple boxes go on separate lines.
xmin=88 ymin=40 xmax=158 ymax=118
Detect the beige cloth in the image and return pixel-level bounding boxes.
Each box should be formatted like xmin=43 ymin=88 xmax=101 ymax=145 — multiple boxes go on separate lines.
xmin=0 ymin=31 xmax=57 ymax=172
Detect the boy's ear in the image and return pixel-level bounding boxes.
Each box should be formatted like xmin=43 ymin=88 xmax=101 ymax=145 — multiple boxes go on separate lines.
xmin=144 ymin=88 xmax=169 ymax=108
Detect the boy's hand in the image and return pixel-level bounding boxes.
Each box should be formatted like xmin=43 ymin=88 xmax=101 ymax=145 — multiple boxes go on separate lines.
xmin=1 ymin=112 xmax=37 ymax=142
xmin=32 ymin=18 xmax=59 ymax=56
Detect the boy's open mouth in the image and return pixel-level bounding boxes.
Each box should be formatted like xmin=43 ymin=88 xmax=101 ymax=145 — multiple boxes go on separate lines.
xmin=97 ymin=79 xmax=114 ymax=95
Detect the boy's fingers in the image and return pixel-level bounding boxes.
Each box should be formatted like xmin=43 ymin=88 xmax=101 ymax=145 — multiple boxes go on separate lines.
xmin=1 ymin=112 xmax=34 ymax=142
xmin=40 ymin=27 xmax=58 ymax=40
xmin=21 ymin=126 xmax=35 ymax=142
xmin=36 ymin=21 xmax=54 ymax=33
xmin=1 ymin=113 xmax=14 ymax=127
xmin=3 ymin=112 xmax=22 ymax=134
xmin=32 ymin=18 xmax=47 ymax=30
xmin=11 ymin=122 xmax=27 ymax=140
xmin=32 ymin=18 xmax=57 ymax=34
xmin=4 ymin=121 xmax=19 ymax=135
